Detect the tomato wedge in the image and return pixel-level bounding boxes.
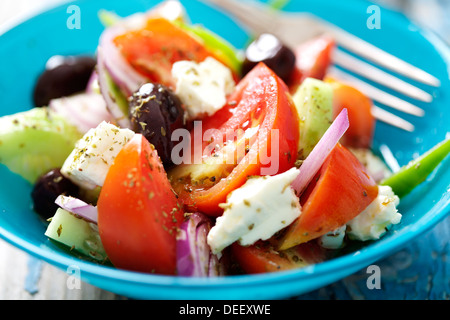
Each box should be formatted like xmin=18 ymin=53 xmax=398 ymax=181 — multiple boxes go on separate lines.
xmin=230 ymin=241 xmax=328 ymax=274
xmin=277 ymin=143 xmax=378 ymax=250
xmin=169 ymin=63 xmax=300 ymax=216
xmin=113 ymin=18 xmax=239 ymax=88
xmin=288 ymin=35 xmax=336 ymax=92
xmin=97 ymin=134 xmax=184 ymax=274
xmin=325 ymin=76 xmax=375 ymax=148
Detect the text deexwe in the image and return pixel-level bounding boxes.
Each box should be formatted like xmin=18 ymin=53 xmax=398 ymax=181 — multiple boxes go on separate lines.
xmin=179 ymin=304 xmax=271 ymax=317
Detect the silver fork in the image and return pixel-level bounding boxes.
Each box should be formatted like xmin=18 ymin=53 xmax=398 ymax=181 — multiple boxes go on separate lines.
xmin=203 ymin=0 xmax=441 ymax=132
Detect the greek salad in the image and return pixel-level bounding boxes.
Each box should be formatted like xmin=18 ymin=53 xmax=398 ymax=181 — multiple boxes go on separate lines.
xmin=0 ymin=1 xmax=449 ymax=277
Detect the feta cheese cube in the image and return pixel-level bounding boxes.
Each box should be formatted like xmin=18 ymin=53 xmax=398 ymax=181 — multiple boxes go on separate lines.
xmin=172 ymin=57 xmax=235 ymax=120
xmin=61 ymin=121 xmax=135 ymax=189
xmin=207 ymin=167 xmax=302 ymax=254
xmin=347 ymin=185 xmax=401 ymax=241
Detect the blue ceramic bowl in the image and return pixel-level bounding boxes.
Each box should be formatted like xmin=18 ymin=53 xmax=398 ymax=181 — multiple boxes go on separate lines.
xmin=0 ymin=0 xmax=449 ymax=300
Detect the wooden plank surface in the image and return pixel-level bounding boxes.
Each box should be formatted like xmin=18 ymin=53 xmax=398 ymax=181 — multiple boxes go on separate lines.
xmin=0 ymin=0 xmax=448 ymax=300
xmin=0 ymin=238 xmax=124 ymax=300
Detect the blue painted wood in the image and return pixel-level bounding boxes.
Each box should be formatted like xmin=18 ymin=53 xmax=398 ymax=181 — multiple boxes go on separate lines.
xmin=296 ymin=216 xmax=449 ymax=300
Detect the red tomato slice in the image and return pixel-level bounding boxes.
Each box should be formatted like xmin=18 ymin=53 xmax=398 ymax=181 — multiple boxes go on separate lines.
xmin=230 ymin=241 xmax=328 ymax=274
xmin=97 ymin=134 xmax=184 ymax=274
xmin=169 ymin=63 xmax=300 ymax=216
xmin=113 ymin=18 xmax=238 ymax=88
xmin=288 ymin=35 xmax=336 ymax=92
xmin=277 ymin=143 xmax=379 ymax=250
xmin=325 ymin=76 xmax=375 ymax=148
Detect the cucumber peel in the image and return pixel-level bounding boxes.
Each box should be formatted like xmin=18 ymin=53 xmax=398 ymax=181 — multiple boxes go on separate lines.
xmin=45 ymin=208 xmax=107 ymax=261
xmin=381 ymin=137 xmax=450 ymax=198
xmin=293 ymin=78 xmax=333 ymax=159
xmin=0 ymin=107 xmax=82 ymax=183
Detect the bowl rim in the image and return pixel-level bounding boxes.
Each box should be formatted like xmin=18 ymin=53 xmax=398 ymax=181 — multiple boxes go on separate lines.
xmin=0 ymin=0 xmax=449 ymax=297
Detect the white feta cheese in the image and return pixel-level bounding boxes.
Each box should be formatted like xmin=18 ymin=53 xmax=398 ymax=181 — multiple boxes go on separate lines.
xmin=172 ymin=57 xmax=235 ymax=120
xmin=347 ymin=185 xmax=402 ymax=241
xmin=61 ymin=121 xmax=135 ymax=190
xmin=318 ymin=225 xmax=347 ymax=249
xmin=207 ymin=167 xmax=302 ymax=254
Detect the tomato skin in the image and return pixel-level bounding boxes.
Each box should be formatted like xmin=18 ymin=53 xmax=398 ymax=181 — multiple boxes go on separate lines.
xmin=97 ymin=134 xmax=184 ymax=274
xmin=277 ymin=143 xmax=378 ymax=250
xmin=170 ymin=63 xmax=300 ymax=216
xmin=114 ymin=18 xmax=239 ymax=88
xmin=231 ymin=241 xmax=328 ymax=274
xmin=288 ymin=35 xmax=336 ymax=92
xmin=325 ymin=76 xmax=375 ymax=148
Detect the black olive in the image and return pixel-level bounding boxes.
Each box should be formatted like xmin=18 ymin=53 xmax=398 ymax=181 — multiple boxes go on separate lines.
xmin=129 ymin=83 xmax=186 ymax=168
xmin=242 ymin=33 xmax=296 ymax=83
xmin=31 ymin=169 xmax=80 ymax=220
xmin=33 ymin=55 xmax=97 ymax=107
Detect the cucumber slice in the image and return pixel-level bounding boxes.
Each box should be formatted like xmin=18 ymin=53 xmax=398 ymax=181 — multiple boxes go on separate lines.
xmin=293 ymin=78 xmax=333 ymax=159
xmin=0 ymin=107 xmax=82 ymax=183
xmin=45 ymin=208 xmax=107 ymax=261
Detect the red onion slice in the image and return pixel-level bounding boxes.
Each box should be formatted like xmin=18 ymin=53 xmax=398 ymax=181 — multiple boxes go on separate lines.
xmin=96 ymin=12 xmax=151 ymax=128
xmin=49 ymin=92 xmax=113 ymax=134
xmin=291 ymin=108 xmax=350 ymax=196
xmin=208 ymin=251 xmax=226 ymax=277
xmin=98 ymin=22 xmax=147 ymax=96
xmin=55 ymin=195 xmax=98 ymax=224
xmin=176 ymin=214 xmax=200 ymax=276
xmin=176 ymin=212 xmax=224 ymax=277
xmin=195 ymin=222 xmax=211 ymax=276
